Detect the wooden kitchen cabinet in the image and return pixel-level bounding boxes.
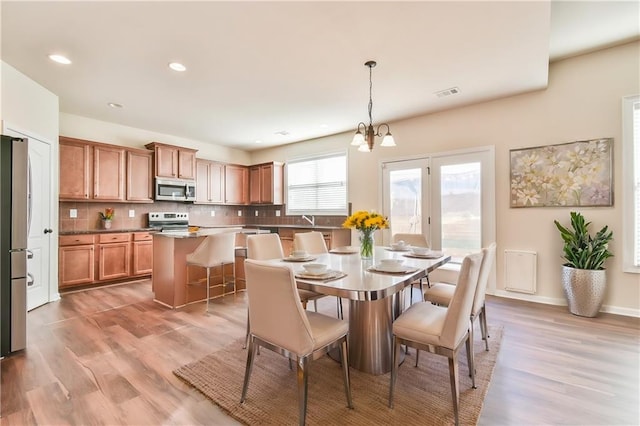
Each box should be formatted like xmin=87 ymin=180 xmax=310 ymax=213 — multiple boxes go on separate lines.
xmin=145 ymin=142 xmax=197 ymax=180
xmin=59 ymin=235 xmax=95 ymax=288
xmin=225 ymin=164 xmax=249 ymax=204
xmin=196 ymin=159 xmax=225 ymax=204
xmin=59 ymin=137 xmax=91 ymax=200
xmin=249 ymin=162 xmax=283 ymax=204
xmin=131 ymin=232 xmax=153 ymax=276
xmin=126 ymin=149 xmax=154 ymax=202
xmin=97 ymin=233 xmax=131 ymax=281
xmin=93 ymin=145 xmax=126 ymax=201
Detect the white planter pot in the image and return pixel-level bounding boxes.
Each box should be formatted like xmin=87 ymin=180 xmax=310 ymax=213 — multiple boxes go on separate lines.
xmin=561 ymin=265 xmax=606 ymax=317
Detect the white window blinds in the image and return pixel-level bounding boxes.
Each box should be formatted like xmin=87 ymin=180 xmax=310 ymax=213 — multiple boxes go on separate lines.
xmin=286 ymin=152 xmax=347 ymax=215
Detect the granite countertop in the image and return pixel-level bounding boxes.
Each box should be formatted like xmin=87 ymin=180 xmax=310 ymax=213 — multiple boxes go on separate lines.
xmin=245 ymin=224 xmax=346 ymax=230
xmin=154 ymin=227 xmax=270 ymax=239
xmin=60 ymin=228 xmax=156 ymax=236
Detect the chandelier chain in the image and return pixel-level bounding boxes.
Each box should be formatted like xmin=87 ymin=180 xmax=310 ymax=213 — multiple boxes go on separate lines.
xmin=368 ymin=64 xmax=373 ymax=127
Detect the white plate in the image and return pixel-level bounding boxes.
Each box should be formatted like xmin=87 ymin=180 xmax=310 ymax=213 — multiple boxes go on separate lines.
xmin=296 ymin=270 xmax=345 ymax=280
xmin=404 ymin=251 xmax=444 ymax=259
xmin=330 ymin=247 xmax=359 ymax=254
xmin=373 ymin=264 xmax=409 ymax=273
xmin=282 ymin=255 xmax=317 ymax=262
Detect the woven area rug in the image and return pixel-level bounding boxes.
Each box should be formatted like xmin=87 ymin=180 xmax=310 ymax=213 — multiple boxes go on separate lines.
xmin=174 ymin=326 xmax=503 ymax=425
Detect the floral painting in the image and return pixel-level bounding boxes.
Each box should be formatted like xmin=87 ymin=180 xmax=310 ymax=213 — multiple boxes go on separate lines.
xmin=510 ymin=138 xmax=613 ymax=207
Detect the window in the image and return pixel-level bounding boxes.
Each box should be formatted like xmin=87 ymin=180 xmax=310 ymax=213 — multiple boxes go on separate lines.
xmin=285 ymin=152 xmax=347 ymax=215
xmin=623 ymin=95 xmax=640 ymax=272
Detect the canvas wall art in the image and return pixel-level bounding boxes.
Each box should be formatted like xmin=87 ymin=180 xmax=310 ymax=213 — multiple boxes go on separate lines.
xmin=510 ymin=138 xmax=613 ymax=207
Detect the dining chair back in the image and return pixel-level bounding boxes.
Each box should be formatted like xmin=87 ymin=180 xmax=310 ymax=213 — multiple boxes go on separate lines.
xmin=185 ymin=231 xmax=236 ymax=312
xmin=389 ymin=251 xmax=484 ymax=426
xmin=393 ymin=233 xmax=428 ymax=247
xmin=247 ymin=233 xmax=284 ymax=260
xmin=293 ymin=231 xmax=328 ymax=254
xmin=241 ymin=260 xmax=353 ymax=424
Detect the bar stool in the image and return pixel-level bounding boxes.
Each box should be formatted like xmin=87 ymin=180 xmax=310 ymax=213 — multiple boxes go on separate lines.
xmin=186 ymin=232 xmax=236 ymax=312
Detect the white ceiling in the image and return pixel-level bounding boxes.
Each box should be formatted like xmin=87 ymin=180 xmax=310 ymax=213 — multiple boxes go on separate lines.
xmin=2 ymin=1 xmax=639 ymax=151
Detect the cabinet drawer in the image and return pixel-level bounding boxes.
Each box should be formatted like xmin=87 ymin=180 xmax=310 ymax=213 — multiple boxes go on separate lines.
xmin=98 ymin=233 xmax=131 ymax=244
xmin=133 ymin=232 xmax=153 ymax=241
xmin=60 ymin=234 xmax=95 ymax=246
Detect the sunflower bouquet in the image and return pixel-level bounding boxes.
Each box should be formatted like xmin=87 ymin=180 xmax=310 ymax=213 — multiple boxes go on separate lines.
xmin=343 ymin=210 xmax=389 ymax=259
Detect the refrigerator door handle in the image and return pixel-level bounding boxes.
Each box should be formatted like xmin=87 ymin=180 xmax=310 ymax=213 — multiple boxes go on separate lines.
xmin=27 ymin=273 xmax=34 ymax=287
xmin=26 ymin=249 xmax=34 ymax=259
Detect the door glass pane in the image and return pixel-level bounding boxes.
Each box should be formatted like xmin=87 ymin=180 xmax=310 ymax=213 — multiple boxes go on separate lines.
xmin=440 ymin=162 xmax=481 ymax=257
xmin=389 ymin=168 xmax=422 ymax=234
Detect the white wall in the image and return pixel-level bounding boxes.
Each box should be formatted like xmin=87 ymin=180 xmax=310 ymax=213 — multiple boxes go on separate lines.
xmin=251 ymin=41 xmax=640 ymax=316
xmin=60 ymin=113 xmax=251 ymax=165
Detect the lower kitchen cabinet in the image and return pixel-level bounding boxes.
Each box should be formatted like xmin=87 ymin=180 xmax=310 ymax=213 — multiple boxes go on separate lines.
xmin=59 ymin=231 xmax=152 ymax=290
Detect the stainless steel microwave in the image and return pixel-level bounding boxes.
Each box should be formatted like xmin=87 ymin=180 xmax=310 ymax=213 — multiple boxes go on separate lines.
xmin=155 ymin=178 xmax=196 ymax=202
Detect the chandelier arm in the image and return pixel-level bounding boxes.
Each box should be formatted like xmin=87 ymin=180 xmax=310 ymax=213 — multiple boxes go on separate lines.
xmin=375 ymin=122 xmax=391 ymax=137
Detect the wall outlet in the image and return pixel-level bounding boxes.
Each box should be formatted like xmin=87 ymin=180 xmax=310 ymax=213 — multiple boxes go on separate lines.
xmin=210 ymin=210 xmax=216 ymax=217
xmin=128 ymin=209 xmax=135 ymax=218
xmin=69 ymin=209 xmax=77 ymax=218
xmin=237 ymin=210 xmax=242 ymax=217
xmin=275 ymin=210 xmax=281 ymax=217
xmin=254 ymin=210 xmax=259 ymax=217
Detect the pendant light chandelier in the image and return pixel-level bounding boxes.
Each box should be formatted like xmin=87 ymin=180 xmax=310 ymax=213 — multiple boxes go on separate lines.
xmin=351 ymin=60 xmax=396 ymax=152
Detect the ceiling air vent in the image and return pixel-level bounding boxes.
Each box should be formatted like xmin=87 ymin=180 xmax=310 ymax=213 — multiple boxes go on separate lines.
xmin=274 ymin=130 xmax=290 ymax=136
xmin=435 ymin=87 xmax=460 ymax=98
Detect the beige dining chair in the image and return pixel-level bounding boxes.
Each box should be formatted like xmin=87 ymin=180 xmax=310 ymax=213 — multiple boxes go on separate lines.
xmin=185 ymin=231 xmax=237 ymax=312
xmin=244 ymin=233 xmax=326 ymax=347
xmin=393 ymin=233 xmax=429 ymax=304
xmin=293 ymin=231 xmax=344 ymax=319
xmin=389 ymin=251 xmax=484 ymax=426
xmin=423 ymin=242 xmax=496 ymax=351
xmin=241 ymin=260 xmax=353 ymax=425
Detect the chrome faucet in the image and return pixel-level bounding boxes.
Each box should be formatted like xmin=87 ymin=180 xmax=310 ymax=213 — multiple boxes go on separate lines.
xmin=302 ymin=215 xmax=315 ymax=227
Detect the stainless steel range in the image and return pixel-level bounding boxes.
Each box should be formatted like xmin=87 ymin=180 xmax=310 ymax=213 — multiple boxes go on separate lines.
xmin=148 ymin=212 xmax=189 ymax=232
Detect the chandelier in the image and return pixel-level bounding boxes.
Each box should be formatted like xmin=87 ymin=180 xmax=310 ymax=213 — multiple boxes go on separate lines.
xmin=351 ymin=60 xmax=396 ymax=152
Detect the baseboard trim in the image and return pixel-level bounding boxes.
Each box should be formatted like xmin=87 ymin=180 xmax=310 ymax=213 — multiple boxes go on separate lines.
xmin=491 ymin=290 xmax=640 ymax=318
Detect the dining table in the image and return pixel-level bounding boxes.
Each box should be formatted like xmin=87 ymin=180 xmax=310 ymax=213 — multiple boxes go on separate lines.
xmin=277 ymin=246 xmax=451 ymax=375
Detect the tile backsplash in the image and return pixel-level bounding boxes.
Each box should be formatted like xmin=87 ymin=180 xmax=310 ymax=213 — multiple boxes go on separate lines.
xmin=59 ymin=202 xmax=346 ymax=232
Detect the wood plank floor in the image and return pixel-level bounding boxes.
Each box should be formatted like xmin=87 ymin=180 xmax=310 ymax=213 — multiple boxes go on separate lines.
xmin=1 ymin=280 xmax=638 ymax=425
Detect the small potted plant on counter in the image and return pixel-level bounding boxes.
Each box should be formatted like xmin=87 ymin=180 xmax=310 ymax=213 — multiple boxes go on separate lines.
xmin=554 ymin=211 xmax=613 ymax=317
xmin=99 ymin=208 xmax=115 ymax=229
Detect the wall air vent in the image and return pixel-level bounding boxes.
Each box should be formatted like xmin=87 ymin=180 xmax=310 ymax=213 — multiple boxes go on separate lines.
xmin=435 ymin=87 xmax=460 ymax=98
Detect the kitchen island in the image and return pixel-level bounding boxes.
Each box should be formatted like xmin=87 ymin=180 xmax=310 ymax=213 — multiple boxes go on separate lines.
xmin=152 ymin=227 xmax=267 ymax=308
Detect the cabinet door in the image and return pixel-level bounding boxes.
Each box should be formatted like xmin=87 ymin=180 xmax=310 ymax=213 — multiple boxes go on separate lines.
xmin=209 ymin=162 xmax=225 ymax=203
xmin=156 ymin=145 xmax=178 ymax=178
xmin=126 ymin=150 xmax=153 ymax=202
xmin=94 ymin=145 xmax=125 ymax=200
xmin=59 ymin=245 xmax=95 ymax=287
xmin=225 ymin=165 xmax=248 ymax=204
xmin=178 ymin=150 xmax=196 ymax=180
xmin=98 ymin=242 xmax=130 ymax=281
xmin=132 ymin=241 xmax=153 ymax=275
xmin=195 ymin=160 xmax=211 ymax=203
xmin=59 ymin=138 xmax=90 ymax=200
xmin=249 ymin=166 xmax=261 ymax=204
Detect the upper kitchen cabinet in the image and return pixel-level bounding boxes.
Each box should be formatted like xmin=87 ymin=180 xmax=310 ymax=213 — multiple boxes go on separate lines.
xmin=195 ymin=159 xmax=225 ymax=204
xmin=249 ymin=162 xmax=283 ymax=204
xmin=126 ymin=149 xmax=154 ymax=202
xmin=59 ymin=137 xmax=90 ymax=199
xmin=59 ymin=136 xmax=125 ymax=201
xmin=225 ymin=164 xmax=249 ymax=204
xmin=145 ymin=142 xmax=197 ymax=180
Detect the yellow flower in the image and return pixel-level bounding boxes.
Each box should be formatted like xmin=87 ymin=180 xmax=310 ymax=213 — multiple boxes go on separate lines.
xmin=343 ymin=210 xmax=389 ymax=231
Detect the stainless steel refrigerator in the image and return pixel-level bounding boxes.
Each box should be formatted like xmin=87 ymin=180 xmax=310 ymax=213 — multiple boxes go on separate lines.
xmin=0 ymin=135 xmax=28 ymax=356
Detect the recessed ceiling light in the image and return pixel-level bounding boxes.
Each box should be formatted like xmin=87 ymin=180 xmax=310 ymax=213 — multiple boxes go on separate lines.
xmin=168 ymin=62 xmax=186 ymax=72
xmin=320 ymin=124 xmax=329 ymax=129
xmin=49 ymin=54 xmax=71 ymax=65
xmin=108 ymin=102 xmax=123 ymax=109
xmin=255 ymin=140 xmax=263 ymax=144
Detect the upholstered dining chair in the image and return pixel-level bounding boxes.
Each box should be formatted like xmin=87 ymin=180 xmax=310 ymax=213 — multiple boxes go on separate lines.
xmin=423 ymin=242 xmax=497 ymax=351
xmin=389 ymin=251 xmax=484 ymax=426
xmin=393 ymin=232 xmax=430 ymax=304
xmin=241 ymin=260 xmax=353 ymax=425
xmin=293 ymin=231 xmax=344 ymax=319
xmin=185 ymin=231 xmax=236 ymax=312
xmin=244 ymin=233 xmax=325 ymax=347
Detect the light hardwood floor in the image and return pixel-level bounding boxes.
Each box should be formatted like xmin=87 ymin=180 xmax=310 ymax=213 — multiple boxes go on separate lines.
xmin=1 ymin=280 xmax=638 ymax=425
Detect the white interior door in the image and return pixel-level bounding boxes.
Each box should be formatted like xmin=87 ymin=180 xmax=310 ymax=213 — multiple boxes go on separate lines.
xmin=381 ymin=158 xmax=430 ymax=245
xmin=4 ymin=127 xmax=52 ymax=310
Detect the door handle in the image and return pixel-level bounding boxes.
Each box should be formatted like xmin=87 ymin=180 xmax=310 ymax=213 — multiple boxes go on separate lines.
xmin=44 ymin=228 xmax=53 ymax=234
xmin=26 ymin=249 xmax=34 ymax=259
xmin=27 ymin=273 xmax=35 ymax=287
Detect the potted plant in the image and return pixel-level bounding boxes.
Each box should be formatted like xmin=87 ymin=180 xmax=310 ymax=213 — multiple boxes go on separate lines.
xmin=99 ymin=208 xmax=115 ymax=229
xmin=554 ymin=211 xmax=613 ymax=317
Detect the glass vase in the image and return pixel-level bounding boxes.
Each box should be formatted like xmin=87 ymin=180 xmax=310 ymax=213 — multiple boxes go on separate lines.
xmin=103 ymin=219 xmax=112 ymax=229
xmin=359 ymin=230 xmax=374 ymax=260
